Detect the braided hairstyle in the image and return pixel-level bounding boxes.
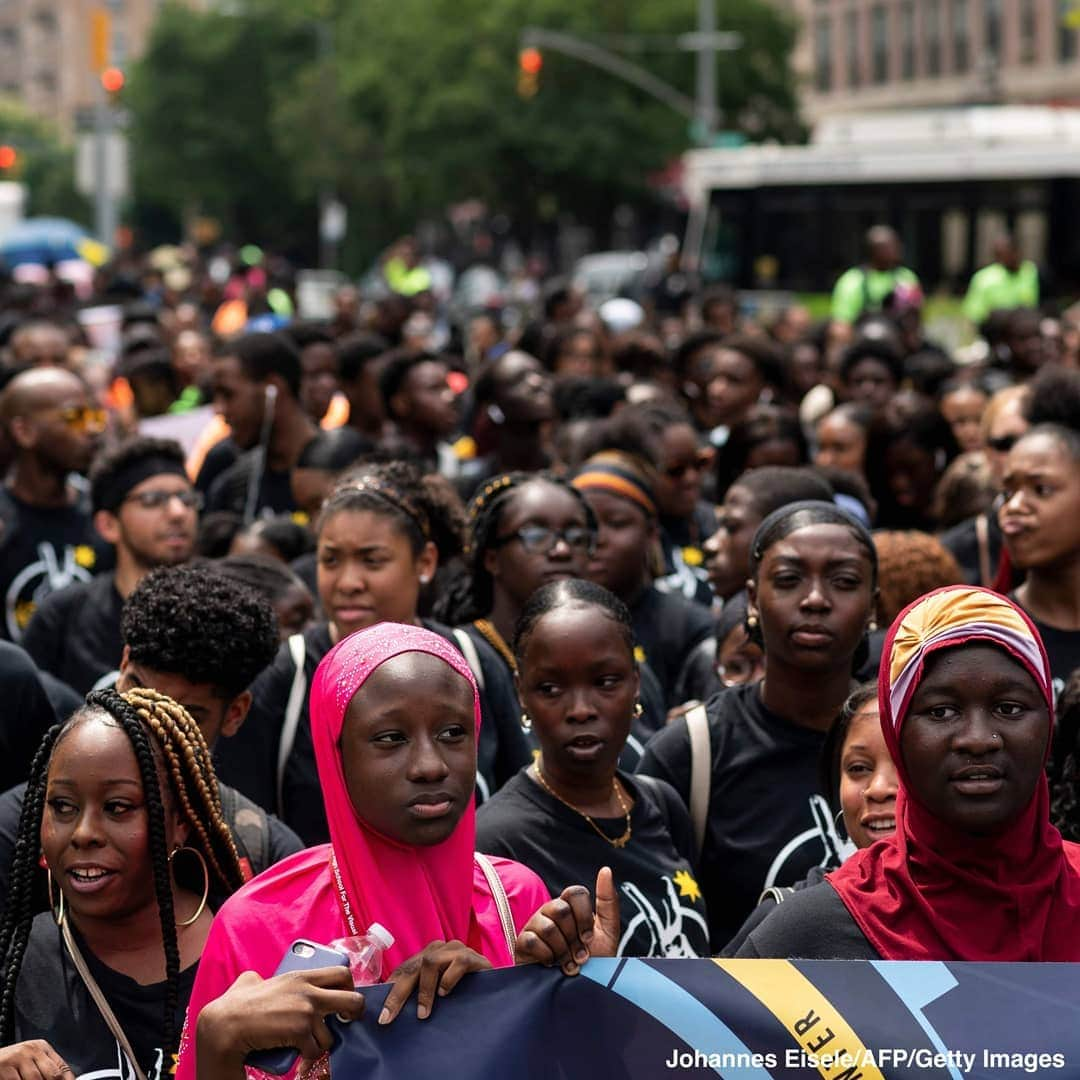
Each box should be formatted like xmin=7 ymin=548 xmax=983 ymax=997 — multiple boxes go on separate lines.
xmin=433 ymin=471 xmax=597 ymax=626
xmin=0 ymin=688 xmax=245 ymax=1057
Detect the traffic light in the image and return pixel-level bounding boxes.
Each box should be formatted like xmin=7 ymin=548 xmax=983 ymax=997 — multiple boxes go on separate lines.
xmin=0 ymin=145 xmax=16 ymax=173
xmin=101 ymin=66 xmax=125 ymax=99
xmin=518 ymin=47 xmax=542 ymax=98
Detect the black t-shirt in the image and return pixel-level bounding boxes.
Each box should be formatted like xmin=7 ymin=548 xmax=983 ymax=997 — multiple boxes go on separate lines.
xmin=205 ymin=450 xmax=297 ymax=519
xmin=734 ymin=880 xmax=879 ymax=960
xmin=0 ymin=643 xmax=59 ymax=794
xmin=636 ymin=682 xmax=844 ymax=952
xmin=0 ymin=489 xmax=101 ymax=642
xmin=1014 ymin=606 xmax=1080 ymax=701
xmin=656 ymin=501 xmax=717 ymax=609
xmin=194 ymin=436 xmax=239 ymax=497
xmin=476 ymin=770 xmax=710 ymax=958
xmin=213 ymin=620 xmax=528 ymax=846
xmin=0 ymin=780 xmax=305 ymax=923
xmin=15 ymin=912 xmax=196 ymax=1078
xmin=22 ymin=572 xmax=124 ymax=695
xmin=630 ymin=586 xmax=716 ymax=709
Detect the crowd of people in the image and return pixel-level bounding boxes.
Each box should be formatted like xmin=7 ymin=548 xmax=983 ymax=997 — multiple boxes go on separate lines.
xmin=0 ymin=222 xmax=1078 ymax=1078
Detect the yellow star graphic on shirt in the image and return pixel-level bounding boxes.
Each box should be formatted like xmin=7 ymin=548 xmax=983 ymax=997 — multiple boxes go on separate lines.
xmin=673 ymin=869 xmax=701 ymax=903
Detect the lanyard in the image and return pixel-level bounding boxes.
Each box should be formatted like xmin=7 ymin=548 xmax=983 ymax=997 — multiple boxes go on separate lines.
xmin=329 ymin=847 xmax=359 ymax=936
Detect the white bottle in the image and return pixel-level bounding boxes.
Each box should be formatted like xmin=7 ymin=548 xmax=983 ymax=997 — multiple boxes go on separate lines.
xmin=331 ymin=922 xmax=395 ymax=986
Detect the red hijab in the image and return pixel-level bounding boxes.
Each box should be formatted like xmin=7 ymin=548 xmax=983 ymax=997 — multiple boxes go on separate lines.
xmin=828 ymin=585 xmax=1080 ymax=960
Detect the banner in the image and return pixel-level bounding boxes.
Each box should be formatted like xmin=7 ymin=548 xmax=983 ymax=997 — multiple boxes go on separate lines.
xmin=325 ymin=959 xmax=1080 ymax=1079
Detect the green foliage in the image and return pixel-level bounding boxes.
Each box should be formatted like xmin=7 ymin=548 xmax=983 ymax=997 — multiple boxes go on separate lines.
xmin=0 ymin=98 xmax=90 ymax=223
xmin=127 ymin=0 xmax=800 ymax=263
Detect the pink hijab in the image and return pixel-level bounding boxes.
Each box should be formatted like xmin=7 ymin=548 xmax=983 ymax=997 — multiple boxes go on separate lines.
xmin=176 ymin=624 xmax=548 ymax=1077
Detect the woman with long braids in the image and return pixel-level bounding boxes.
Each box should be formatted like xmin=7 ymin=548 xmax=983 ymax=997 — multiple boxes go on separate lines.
xmin=0 ymin=687 xmax=246 ymax=1079
xmin=437 ymin=471 xmax=666 ymax=760
xmin=213 ymin=460 xmax=528 ymax=845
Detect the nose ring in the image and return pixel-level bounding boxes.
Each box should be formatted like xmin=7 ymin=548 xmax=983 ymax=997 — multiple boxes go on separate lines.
xmin=991 ymin=732 xmax=1000 ymax=740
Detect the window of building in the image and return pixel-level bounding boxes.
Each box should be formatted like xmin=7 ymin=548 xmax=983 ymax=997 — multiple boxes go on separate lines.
xmin=1060 ymin=0 xmax=1079 ymax=62
xmin=871 ymin=5 xmax=888 ymax=83
xmin=1019 ymin=0 xmax=1037 ymax=63
xmin=953 ymin=0 xmax=970 ymax=71
xmin=984 ymin=0 xmax=1003 ymax=59
xmin=900 ymin=0 xmax=916 ymax=78
xmin=846 ymin=7 xmax=861 ymax=88
xmin=925 ymin=0 xmax=943 ymax=75
xmin=815 ymin=16 xmax=833 ymax=91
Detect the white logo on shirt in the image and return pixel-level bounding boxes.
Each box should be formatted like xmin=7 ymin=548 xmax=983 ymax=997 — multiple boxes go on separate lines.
xmin=619 ymin=875 xmax=709 ymax=958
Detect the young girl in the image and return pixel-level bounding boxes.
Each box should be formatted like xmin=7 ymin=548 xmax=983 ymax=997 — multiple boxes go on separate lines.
xmin=0 ymin=688 xmax=246 ymax=1078
xmin=477 ymin=580 xmax=709 ymax=958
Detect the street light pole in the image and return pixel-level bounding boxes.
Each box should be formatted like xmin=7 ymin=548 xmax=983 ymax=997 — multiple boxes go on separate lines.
xmin=695 ymin=0 xmax=718 ymax=140
xmin=93 ymin=74 xmax=116 ymax=246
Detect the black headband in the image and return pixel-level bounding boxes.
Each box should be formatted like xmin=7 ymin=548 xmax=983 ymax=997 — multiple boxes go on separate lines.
xmin=95 ymin=455 xmax=189 ymax=513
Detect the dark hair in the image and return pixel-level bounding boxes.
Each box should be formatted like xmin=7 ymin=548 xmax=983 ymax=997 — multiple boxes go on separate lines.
xmin=513 ymin=578 xmax=634 ymax=663
xmin=195 ymin=511 xmax=244 ymax=559
xmin=673 ymin=330 xmax=724 ymax=382
xmin=839 ymin=338 xmax=903 ymax=386
xmin=820 ymin=401 xmax=875 ymax=435
xmin=731 ymin=465 xmax=834 ymax=519
xmin=716 ymin=589 xmax=750 ymax=647
xmin=435 ymin=472 xmax=596 ymax=625
xmin=122 ymin=564 xmax=279 ymax=698
xmin=872 ymin=532 xmax=963 ymax=626
xmin=819 ymin=681 xmax=880 ymax=815
xmin=234 ymin=515 xmax=316 ymax=563
xmin=377 ymin=349 xmax=440 ymax=416
xmin=750 ymin=499 xmax=878 ymax=590
xmin=89 ymin=435 xmax=187 ymax=514
xmin=1051 ymin=667 xmax=1080 ymax=842
xmin=1025 ymin=365 xmax=1080 ymax=429
xmin=215 ymin=553 xmax=310 ymax=605
xmin=552 ymin=377 xmax=625 ymax=422
xmin=226 ymin=332 xmax=302 ymax=398
xmin=0 ymin=689 xmax=245 ymax=1055
xmin=281 ymin=320 xmax=334 ymax=352
xmin=337 ymin=332 xmax=390 ymax=383
xmin=715 ymin=404 xmax=808 ymax=499
xmin=317 ymin=459 xmax=464 ymax=562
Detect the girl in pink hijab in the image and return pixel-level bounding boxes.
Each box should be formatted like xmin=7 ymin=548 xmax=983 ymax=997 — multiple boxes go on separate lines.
xmin=177 ymin=623 xmax=607 ymax=1080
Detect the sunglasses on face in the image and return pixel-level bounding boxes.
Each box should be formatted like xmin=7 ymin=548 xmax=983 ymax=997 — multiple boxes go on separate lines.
xmin=122 ymin=489 xmax=204 ymax=511
xmin=40 ymin=406 xmax=108 ymax=433
xmin=491 ymin=524 xmax=595 ymax=555
xmin=987 ymin=433 xmax=1021 ymax=453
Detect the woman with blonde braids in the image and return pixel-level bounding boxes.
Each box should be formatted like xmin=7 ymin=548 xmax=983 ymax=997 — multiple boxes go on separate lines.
xmin=0 ymin=687 xmax=246 ymax=1079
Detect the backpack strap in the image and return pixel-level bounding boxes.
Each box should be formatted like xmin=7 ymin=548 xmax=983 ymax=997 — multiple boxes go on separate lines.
xmin=452 ymin=627 xmax=486 ymax=693
xmin=277 ymin=633 xmax=309 ymax=817
xmin=474 ymin=852 xmax=516 ymax=962
xmin=685 ymin=703 xmax=711 ymax=860
xmin=219 ymin=782 xmax=270 ymax=879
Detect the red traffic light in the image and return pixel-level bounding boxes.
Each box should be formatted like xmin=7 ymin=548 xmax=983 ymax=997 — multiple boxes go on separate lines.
xmin=0 ymin=145 xmax=16 ymax=170
xmin=101 ymin=66 xmax=125 ymax=94
xmin=519 ymin=47 xmax=543 ymax=75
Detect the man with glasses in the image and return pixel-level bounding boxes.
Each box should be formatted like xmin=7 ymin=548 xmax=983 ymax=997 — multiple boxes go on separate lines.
xmin=23 ymin=436 xmax=199 ymax=695
xmin=0 ymin=368 xmax=105 ymax=643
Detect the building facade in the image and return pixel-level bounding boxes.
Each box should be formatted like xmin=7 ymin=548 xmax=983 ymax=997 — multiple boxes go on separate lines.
xmin=788 ymin=0 xmax=1080 ymax=121
xmin=0 ymin=0 xmax=163 ymax=136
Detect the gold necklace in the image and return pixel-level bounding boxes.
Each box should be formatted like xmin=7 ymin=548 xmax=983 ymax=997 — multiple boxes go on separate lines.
xmin=473 ymin=618 xmax=517 ymax=674
xmin=532 ymin=760 xmax=632 ymax=848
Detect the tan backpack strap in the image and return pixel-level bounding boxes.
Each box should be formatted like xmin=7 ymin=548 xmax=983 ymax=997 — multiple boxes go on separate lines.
xmin=62 ymin=918 xmax=149 ymax=1080
xmin=975 ymin=512 xmax=993 ymax=588
xmin=685 ymin=703 xmax=711 ymax=860
xmin=474 ymin=852 xmax=517 ymax=962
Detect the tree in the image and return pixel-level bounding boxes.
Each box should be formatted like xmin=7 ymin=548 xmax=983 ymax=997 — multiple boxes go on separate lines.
xmin=0 ymin=98 xmax=89 ymax=222
xmin=126 ymin=0 xmax=801 ymax=264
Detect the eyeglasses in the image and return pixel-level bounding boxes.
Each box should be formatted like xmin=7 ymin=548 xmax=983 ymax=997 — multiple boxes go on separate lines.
xmin=37 ymin=406 xmax=108 ymax=433
xmin=491 ymin=525 xmax=595 ymax=555
xmin=122 ymin=489 xmax=204 ymax=511
xmin=987 ymin=433 xmax=1021 ymax=453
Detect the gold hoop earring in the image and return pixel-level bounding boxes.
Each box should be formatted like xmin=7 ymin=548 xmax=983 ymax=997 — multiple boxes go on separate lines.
xmin=632 ymin=702 xmax=644 ymax=720
xmin=169 ymin=845 xmax=209 ymax=928
xmin=46 ymin=867 xmax=65 ymax=926
xmin=520 ymin=711 xmax=532 ymax=733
